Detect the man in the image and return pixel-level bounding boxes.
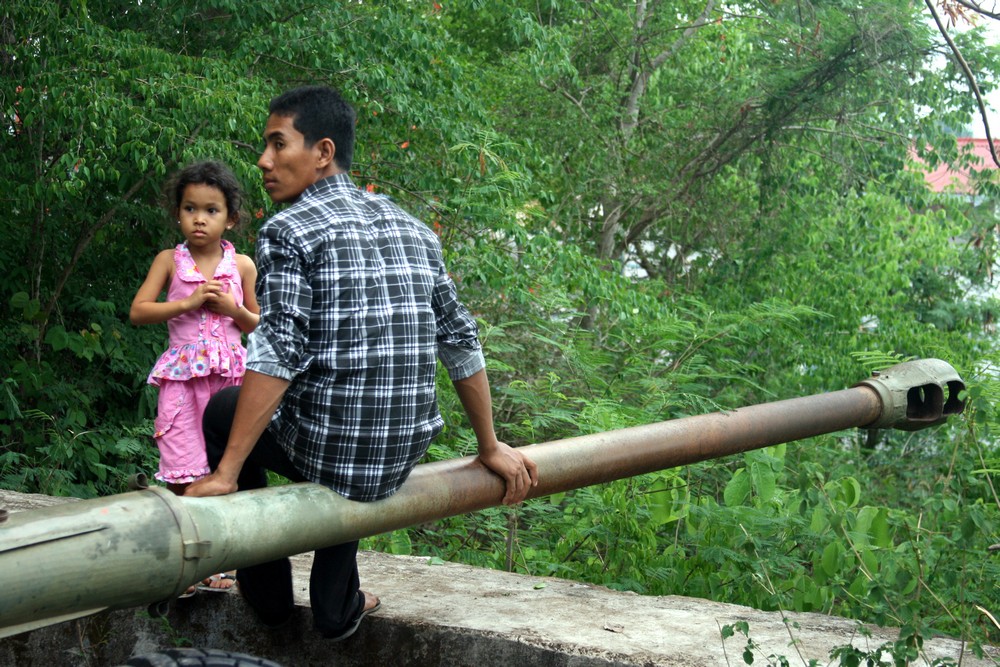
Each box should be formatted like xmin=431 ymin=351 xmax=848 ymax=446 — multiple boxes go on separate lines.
xmin=185 ymin=85 xmax=539 ymax=641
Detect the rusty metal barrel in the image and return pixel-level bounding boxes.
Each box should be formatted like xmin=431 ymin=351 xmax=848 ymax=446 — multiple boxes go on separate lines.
xmin=0 ymin=359 xmax=966 ymax=638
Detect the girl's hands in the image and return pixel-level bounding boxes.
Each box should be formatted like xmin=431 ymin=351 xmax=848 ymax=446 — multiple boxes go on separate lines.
xmin=203 ymin=282 xmax=240 ymax=318
xmin=187 ymin=280 xmax=238 ymax=317
xmin=186 ymin=280 xmax=224 ymax=310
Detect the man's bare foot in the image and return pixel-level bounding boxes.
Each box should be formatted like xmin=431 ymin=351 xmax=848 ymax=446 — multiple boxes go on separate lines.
xmin=362 ymin=590 xmax=380 ymax=612
xmin=322 ymin=591 xmax=381 ymax=641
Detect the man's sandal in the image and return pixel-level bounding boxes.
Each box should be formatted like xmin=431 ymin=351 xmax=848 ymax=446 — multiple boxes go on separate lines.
xmin=323 ymin=592 xmax=381 ymax=642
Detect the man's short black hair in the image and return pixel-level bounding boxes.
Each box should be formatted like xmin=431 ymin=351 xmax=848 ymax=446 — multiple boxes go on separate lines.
xmin=269 ymin=85 xmax=356 ymax=171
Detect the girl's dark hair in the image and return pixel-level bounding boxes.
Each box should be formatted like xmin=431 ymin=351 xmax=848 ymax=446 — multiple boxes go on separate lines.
xmin=165 ymin=160 xmax=245 ymax=227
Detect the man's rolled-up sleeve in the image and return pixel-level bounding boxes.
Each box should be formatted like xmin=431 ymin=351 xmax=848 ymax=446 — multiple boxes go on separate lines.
xmin=247 ymin=220 xmax=314 ymax=381
xmin=433 ymin=265 xmax=484 ymax=381
xmin=438 ymin=343 xmax=485 ymax=381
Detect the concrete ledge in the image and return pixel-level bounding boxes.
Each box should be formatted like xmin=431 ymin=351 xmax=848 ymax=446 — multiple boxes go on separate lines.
xmin=1 ymin=490 xmax=996 ymax=666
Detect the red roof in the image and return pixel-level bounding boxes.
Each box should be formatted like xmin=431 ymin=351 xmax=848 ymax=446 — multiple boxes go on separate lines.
xmin=917 ymin=138 xmax=1000 ymax=194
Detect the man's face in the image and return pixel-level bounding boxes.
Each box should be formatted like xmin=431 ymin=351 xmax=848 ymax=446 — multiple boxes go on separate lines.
xmin=257 ymin=113 xmax=322 ymax=204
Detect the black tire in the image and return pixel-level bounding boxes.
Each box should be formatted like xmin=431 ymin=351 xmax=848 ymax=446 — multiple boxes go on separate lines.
xmin=122 ymin=647 xmax=284 ymax=667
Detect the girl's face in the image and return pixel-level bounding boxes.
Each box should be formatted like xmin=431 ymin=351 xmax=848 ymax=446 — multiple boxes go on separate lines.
xmin=177 ymin=183 xmax=233 ymax=249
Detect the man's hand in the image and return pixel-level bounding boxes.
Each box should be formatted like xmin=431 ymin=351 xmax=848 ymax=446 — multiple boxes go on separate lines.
xmin=452 ymin=369 xmax=539 ymax=505
xmin=184 ymin=471 xmax=238 ymax=497
xmin=478 ymin=440 xmax=539 ymax=505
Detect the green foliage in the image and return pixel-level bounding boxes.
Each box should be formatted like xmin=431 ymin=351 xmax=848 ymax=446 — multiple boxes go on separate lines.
xmin=722 ymin=620 xmax=963 ymax=666
xmin=0 ymin=408 xmax=156 ymax=497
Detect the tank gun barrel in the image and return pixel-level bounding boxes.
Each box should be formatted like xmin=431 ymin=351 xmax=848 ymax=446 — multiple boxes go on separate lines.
xmin=0 ymin=358 xmax=965 ymax=638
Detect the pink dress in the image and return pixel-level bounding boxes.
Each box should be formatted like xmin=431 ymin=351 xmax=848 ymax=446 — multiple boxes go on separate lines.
xmin=148 ymin=240 xmax=247 ymax=484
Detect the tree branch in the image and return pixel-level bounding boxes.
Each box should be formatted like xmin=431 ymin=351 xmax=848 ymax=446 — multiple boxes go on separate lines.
xmin=948 ymin=0 xmax=1000 ymax=20
xmin=38 ymin=121 xmax=210 ymax=341
xmin=924 ymin=0 xmax=1000 ymax=166
xmin=621 ymin=0 xmax=716 ymax=141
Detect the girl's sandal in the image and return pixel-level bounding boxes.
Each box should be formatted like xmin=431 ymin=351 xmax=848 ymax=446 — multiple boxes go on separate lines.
xmin=197 ymin=572 xmax=237 ymax=593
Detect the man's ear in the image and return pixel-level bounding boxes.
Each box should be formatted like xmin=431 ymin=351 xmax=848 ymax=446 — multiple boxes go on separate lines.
xmin=316 ymin=137 xmax=336 ymax=169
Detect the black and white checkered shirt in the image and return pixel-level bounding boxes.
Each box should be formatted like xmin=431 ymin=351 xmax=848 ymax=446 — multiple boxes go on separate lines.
xmin=246 ymin=174 xmax=484 ymax=501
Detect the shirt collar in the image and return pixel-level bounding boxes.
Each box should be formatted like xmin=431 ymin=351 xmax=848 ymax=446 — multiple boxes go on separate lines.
xmin=296 ymin=172 xmax=356 ymax=203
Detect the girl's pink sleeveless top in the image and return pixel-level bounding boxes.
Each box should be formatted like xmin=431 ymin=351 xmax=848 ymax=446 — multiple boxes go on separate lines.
xmin=146 ymin=240 xmax=247 ymax=385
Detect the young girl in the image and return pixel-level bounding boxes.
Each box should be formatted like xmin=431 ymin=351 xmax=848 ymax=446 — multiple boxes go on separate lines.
xmin=130 ymin=161 xmax=259 ymax=591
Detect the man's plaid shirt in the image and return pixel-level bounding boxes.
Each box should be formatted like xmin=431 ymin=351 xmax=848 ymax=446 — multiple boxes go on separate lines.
xmin=246 ymin=173 xmax=484 ymax=501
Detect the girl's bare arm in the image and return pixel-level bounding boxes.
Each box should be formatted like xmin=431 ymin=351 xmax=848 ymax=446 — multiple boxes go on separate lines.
xmin=230 ymin=254 xmax=260 ymax=333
